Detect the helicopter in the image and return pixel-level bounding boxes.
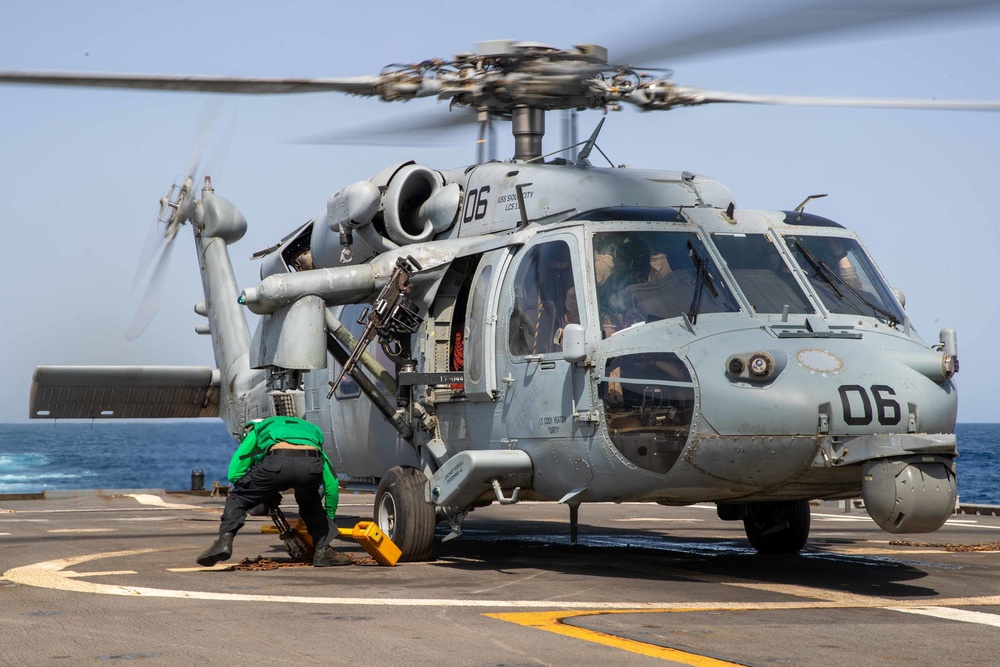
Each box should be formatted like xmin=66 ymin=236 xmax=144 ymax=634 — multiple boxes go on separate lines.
xmin=6 ymin=6 xmax=997 ymax=561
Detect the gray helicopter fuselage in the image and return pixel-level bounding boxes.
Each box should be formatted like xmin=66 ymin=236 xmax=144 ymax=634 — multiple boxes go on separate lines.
xmin=26 ymin=157 xmax=960 ymax=540
xmin=280 ymin=160 xmax=957 ymax=534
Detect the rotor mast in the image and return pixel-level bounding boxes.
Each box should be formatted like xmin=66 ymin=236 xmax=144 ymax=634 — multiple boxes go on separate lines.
xmin=512 ymin=106 xmax=545 ymax=161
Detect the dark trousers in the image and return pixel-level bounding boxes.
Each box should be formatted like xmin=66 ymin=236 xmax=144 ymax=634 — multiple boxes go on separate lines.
xmin=220 ymin=451 xmax=335 ymax=550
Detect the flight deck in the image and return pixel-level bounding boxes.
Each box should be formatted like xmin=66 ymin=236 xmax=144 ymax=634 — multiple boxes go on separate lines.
xmin=2 ymin=492 xmax=999 ymax=666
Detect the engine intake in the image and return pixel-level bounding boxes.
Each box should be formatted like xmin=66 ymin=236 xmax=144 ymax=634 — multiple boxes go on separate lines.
xmin=382 ymin=163 xmax=458 ymax=245
xmin=308 ymin=162 xmax=461 ymax=269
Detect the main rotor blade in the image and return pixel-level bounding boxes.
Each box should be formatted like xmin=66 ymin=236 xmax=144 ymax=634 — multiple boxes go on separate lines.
xmin=293 ymin=108 xmax=481 ymax=146
xmin=0 ymin=71 xmax=384 ymax=95
xmin=613 ymin=0 xmax=1000 ymax=65
xmin=679 ymin=88 xmax=1000 ymax=112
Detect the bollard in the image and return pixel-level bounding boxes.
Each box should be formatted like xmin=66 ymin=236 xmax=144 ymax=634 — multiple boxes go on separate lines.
xmin=191 ymin=469 xmax=205 ymax=491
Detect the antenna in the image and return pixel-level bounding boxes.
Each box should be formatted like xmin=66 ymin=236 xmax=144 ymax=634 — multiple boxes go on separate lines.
xmin=476 ymin=109 xmax=498 ymax=162
xmin=794 ymin=193 xmax=828 ymax=218
xmin=576 ymin=116 xmax=606 ymax=165
xmin=562 ymin=109 xmax=579 ymax=161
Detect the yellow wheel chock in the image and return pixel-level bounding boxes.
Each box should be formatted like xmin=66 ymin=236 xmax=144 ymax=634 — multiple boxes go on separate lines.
xmin=262 ymin=518 xmax=401 ymax=566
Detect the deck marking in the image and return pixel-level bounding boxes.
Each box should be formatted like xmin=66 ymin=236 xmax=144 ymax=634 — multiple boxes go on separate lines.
xmin=818 ymin=547 xmax=949 ymax=555
xmin=486 ymin=610 xmax=742 ymax=665
xmin=48 ymin=528 xmax=115 ymax=533
xmin=167 ymin=566 xmax=232 ymax=572
xmin=6 ymin=547 xmax=1000 ymax=618
xmin=887 ymin=606 xmax=1000 ymax=627
xmin=0 ymin=549 xmax=786 ymax=608
xmin=615 ymin=518 xmax=704 ymax=523
xmin=723 ymin=581 xmax=875 ymax=606
xmin=3 ymin=508 xmax=170 ymax=514
xmin=125 ymin=494 xmax=203 ymax=510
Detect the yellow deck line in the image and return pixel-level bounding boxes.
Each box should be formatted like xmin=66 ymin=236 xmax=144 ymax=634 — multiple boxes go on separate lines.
xmin=486 ymin=610 xmax=743 ymax=666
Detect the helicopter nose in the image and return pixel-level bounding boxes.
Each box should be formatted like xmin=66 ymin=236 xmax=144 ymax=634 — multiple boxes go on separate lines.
xmin=685 ymin=331 xmax=958 ymax=533
xmin=693 ymin=337 xmax=958 ymax=438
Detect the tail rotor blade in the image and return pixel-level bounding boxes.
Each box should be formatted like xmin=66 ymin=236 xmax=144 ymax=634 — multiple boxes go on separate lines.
xmin=184 ymin=99 xmax=223 ymax=183
xmin=125 ymin=234 xmax=177 ymax=341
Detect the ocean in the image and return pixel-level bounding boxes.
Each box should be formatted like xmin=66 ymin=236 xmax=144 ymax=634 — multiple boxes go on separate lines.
xmin=0 ymin=421 xmax=236 ymax=495
xmin=0 ymin=422 xmax=997 ymax=504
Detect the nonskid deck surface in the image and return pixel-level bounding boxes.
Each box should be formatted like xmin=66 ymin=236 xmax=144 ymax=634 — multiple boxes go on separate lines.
xmin=3 ymin=492 xmax=999 ymax=666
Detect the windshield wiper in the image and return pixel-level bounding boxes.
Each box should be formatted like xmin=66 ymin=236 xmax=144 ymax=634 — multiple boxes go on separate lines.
xmin=794 ymin=242 xmax=899 ymax=327
xmin=795 ymin=242 xmax=845 ymax=299
xmin=686 ymin=240 xmax=718 ymax=325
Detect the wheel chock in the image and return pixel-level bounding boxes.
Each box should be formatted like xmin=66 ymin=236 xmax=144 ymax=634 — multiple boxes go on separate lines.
xmin=264 ymin=519 xmax=401 ymax=566
xmin=338 ymin=521 xmax=401 ymax=566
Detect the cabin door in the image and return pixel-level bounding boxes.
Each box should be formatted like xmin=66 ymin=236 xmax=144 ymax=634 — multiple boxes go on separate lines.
xmin=497 ymin=233 xmax=588 ymax=443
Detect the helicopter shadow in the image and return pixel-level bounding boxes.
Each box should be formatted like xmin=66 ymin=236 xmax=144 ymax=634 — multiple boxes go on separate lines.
xmin=426 ymin=517 xmax=939 ymax=600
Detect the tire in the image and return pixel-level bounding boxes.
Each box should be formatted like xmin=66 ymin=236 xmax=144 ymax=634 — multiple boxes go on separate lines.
xmin=374 ymin=466 xmax=436 ymax=562
xmin=742 ymin=499 xmax=811 ymax=554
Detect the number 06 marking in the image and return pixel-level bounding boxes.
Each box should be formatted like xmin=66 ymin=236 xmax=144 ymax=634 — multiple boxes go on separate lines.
xmin=838 ymin=384 xmax=901 ymax=426
xmin=462 ymin=185 xmax=491 ymax=223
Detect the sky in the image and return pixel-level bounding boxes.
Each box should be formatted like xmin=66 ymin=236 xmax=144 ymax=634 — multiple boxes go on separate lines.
xmin=1 ymin=0 xmax=998 ymax=423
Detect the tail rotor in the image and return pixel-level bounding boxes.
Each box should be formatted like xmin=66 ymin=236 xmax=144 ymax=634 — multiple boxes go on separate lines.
xmin=125 ymin=102 xmax=230 ymax=340
xmin=125 ymin=175 xmax=198 ymax=340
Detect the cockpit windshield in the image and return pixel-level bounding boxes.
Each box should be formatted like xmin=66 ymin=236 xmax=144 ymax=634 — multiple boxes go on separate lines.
xmin=592 ymin=231 xmax=740 ymax=335
xmin=711 ymin=233 xmax=814 ymax=315
xmin=782 ymin=234 xmax=905 ymax=326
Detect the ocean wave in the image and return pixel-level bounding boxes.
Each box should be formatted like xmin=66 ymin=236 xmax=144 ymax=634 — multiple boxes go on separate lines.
xmin=0 ymin=470 xmax=99 ymax=493
xmin=0 ymin=453 xmax=51 ymax=469
xmin=0 ymin=471 xmax=96 ymax=482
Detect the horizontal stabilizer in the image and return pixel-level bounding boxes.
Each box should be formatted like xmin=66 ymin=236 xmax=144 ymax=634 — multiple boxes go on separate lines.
xmin=30 ymin=366 xmax=219 ymax=419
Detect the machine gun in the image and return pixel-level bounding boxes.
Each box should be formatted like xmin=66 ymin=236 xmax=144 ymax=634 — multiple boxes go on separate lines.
xmin=327 ymin=255 xmax=423 ymax=398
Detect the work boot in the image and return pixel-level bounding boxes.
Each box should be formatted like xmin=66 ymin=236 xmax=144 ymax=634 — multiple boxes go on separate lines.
xmin=313 ymin=546 xmax=352 ymax=567
xmin=196 ymin=532 xmax=235 ymax=567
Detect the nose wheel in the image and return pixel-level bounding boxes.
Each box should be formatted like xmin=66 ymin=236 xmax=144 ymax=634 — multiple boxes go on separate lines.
xmin=742 ymin=499 xmax=811 ymax=554
xmin=374 ymin=466 xmax=436 ymax=561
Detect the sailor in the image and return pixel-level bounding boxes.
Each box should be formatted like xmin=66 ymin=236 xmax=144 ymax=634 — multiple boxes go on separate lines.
xmin=196 ymin=415 xmax=351 ymax=567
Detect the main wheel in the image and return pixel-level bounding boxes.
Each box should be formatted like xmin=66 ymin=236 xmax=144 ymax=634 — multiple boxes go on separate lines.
xmin=742 ymin=499 xmax=811 ymax=554
xmin=374 ymin=466 xmax=436 ymax=562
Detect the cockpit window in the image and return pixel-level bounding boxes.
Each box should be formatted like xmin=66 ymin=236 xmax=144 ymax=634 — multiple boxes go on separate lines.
xmin=601 ymin=352 xmax=694 ymax=475
xmin=711 ymin=233 xmax=815 ymax=314
xmin=508 ymin=240 xmax=580 ymax=356
xmin=782 ymin=235 xmax=905 ymax=325
xmin=592 ymin=231 xmax=739 ymax=335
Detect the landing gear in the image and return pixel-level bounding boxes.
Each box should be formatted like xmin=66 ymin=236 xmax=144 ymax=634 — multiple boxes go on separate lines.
xmin=742 ymin=500 xmax=811 ymax=554
xmin=374 ymin=466 xmax=436 ymax=562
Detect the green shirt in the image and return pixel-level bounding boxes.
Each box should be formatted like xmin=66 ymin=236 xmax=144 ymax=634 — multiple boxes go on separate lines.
xmin=227 ymin=416 xmax=339 ymax=520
